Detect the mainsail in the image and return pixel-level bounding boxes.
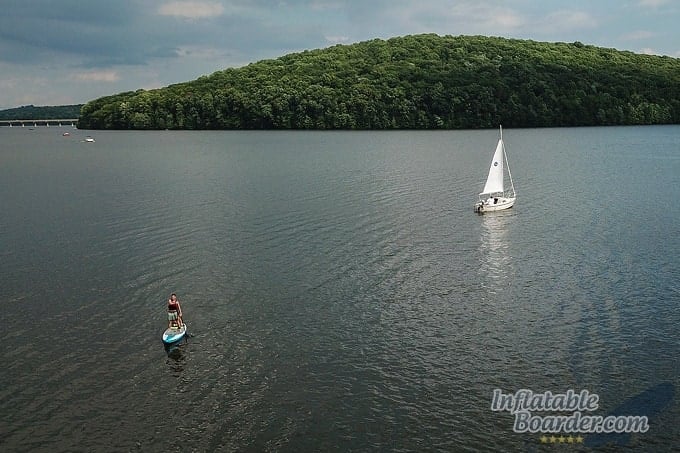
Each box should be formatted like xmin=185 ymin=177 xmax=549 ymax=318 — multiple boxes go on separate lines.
xmin=474 ymin=125 xmax=516 ymax=213
xmin=480 ymin=138 xmax=505 ymax=195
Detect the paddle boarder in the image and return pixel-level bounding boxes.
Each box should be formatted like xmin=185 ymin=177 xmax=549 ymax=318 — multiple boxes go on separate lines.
xmin=167 ymin=293 xmax=184 ymax=329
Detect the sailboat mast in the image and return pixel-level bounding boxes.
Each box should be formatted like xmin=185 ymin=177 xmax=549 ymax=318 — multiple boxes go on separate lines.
xmin=502 ymin=127 xmax=516 ymax=197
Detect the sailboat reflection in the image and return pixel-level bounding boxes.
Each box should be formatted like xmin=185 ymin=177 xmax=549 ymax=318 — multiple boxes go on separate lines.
xmin=478 ymin=211 xmax=514 ymax=292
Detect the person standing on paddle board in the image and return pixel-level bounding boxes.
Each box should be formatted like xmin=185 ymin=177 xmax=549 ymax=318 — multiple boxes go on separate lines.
xmin=167 ymin=293 xmax=184 ymax=329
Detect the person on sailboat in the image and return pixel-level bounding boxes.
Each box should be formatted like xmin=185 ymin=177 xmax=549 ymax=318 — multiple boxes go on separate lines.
xmin=167 ymin=293 xmax=184 ymax=329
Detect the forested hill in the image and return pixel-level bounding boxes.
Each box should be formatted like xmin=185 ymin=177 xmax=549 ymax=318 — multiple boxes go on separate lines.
xmin=0 ymin=104 xmax=83 ymax=120
xmin=79 ymin=34 xmax=680 ymax=130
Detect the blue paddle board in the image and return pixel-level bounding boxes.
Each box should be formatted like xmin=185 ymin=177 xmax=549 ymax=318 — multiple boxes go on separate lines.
xmin=162 ymin=324 xmax=187 ymax=344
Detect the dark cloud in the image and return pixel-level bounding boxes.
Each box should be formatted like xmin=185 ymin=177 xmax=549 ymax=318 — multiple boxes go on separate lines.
xmin=0 ymin=1 xmax=146 ymax=65
xmin=0 ymin=1 xmax=677 ymax=109
xmin=0 ymin=0 xmax=333 ymax=69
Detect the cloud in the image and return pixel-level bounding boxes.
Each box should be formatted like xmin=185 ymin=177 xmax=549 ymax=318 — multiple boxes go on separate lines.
xmin=639 ymin=47 xmax=659 ymax=55
xmin=431 ymin=1 xmax=526 ymax=32
xmin=0 ymin=1 xmax=147 ymax=66
xmin=1 ymin=0 xmax=679 ymax=110
xmin=173 ymin=45 xmax=229 ymax=59
xmin=73 ymin=70 xmax=120 ymax=82
xmin=345 ymin=1 xmax=528 ymax=38
xmin=621 ymin=30 xmax=655 ymax=41
xmin=400 ymin=3 xmax=598 ymax=40
xmin=541 ymin=10 xmax=597 ymax=32
xmin=370 ymin=2 xmax=595 ymax=40
xmin=325 ymin=35 xmax=350 ymax=44
xmin=310 ymin=0 xmax=344 ymax=11
xmin=158 ymin=1 xmax=225 ymax=19
xmin=637 ymin=0 xmax=669 ymax=7
xmin=0 ymin=74 xmax=20 ymax=92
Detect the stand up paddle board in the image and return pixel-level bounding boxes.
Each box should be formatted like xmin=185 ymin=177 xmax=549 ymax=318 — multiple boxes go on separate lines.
xmin=162 ymin=324 xmax=187 ymax=345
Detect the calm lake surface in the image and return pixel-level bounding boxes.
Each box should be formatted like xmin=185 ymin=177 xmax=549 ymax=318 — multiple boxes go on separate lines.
xmin=1 ymin=126 xmax=679 ymax=452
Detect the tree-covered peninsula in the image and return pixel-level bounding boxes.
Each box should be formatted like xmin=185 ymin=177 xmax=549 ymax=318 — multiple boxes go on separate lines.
xmin=0 ymin=104 xmax=83 ymax=120
xmin=78 ymin=34 xmax=680 ymax=130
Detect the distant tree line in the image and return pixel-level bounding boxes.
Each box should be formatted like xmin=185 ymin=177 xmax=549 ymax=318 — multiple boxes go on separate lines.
xmin=0 ymin=104 xmax=83 ymax=120
xmin=78 ymin=34 xmax=680 ymax=130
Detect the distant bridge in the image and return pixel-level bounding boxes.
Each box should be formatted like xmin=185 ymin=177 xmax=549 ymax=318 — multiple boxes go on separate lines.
xmin=0 ymin=118 xmax=79 ymax=127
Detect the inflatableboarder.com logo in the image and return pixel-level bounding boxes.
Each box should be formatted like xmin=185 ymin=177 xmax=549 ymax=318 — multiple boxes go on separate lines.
xmin=491 ymin=389 xmax=650 ymax=444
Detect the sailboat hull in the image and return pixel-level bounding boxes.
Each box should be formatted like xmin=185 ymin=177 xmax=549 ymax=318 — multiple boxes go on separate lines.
xmin=474 ymin=197 xmax=515 ymax=213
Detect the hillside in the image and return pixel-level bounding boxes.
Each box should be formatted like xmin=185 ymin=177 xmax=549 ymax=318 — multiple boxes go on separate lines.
xmin=0 ymin=104 xmax=83 ymax=120
xmin=78 ymin=34 xmax=680 ymax=130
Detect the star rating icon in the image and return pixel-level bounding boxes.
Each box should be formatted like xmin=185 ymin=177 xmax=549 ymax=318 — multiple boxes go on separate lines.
xmin=539 ymin=435 xmax=584 ymax=444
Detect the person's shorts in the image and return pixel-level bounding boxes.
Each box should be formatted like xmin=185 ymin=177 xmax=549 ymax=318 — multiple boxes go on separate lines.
xmin=168 ymin=311 xmax=178 ymax=321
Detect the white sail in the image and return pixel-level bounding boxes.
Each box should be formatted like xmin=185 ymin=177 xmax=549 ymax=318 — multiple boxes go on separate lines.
xmin=480 ymin=138 xmax=505 ymax=195
xmin=474 ymin=126 xmax=516 ymax=213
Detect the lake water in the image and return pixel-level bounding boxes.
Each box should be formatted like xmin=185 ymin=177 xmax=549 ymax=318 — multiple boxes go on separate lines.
xmin=1 ymin=126 xmax=679 ymax=452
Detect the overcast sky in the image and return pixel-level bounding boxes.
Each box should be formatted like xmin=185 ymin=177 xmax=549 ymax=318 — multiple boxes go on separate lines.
xmin=0 ymin=0 xmax=678 ymax=110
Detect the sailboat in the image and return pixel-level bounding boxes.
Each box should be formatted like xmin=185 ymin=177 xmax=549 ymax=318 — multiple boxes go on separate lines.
xmin=474 ymin=126 xmax=516 ymax=213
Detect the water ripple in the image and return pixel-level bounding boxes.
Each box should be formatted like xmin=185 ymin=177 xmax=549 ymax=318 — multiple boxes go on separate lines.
xmin=2 ymin=128 xmax=680 ymax=452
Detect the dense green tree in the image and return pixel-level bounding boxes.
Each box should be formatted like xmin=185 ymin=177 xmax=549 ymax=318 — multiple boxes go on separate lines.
xmin=77 ymin=34 xmax=680 ymax=130
xmin=0 ymin=104 xmax=82 ymax=120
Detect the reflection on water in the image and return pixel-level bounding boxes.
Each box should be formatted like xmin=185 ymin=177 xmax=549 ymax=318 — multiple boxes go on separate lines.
xmin=478 ymin=211 xmax=515 ymax=293
xmin=165 ymin=342 xmax=188 ymax=373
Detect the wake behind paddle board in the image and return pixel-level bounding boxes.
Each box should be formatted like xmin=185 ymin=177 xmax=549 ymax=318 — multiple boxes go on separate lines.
xmin=162 ymin=324 xmax=187 ymax=344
